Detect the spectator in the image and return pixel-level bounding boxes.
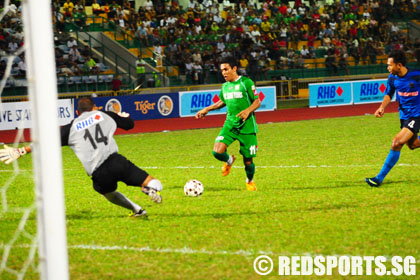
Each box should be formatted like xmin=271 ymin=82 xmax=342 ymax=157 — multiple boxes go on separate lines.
xmin=69 ymin=45 xmax=83 ymax=63
xmin=296 ymin=54 xmax=305 ymax=69
xmin=191 ymin=50 xmax=202 ymax=65
xmin=300 ymin=45 xmax=311 ymax=58
xmin=73 ymin=6 xmax=87 ymax=30
xmin=117 ymin=14 xmax=127 ymax=31
xmin=287 ymin=49 xmax=296 ymax=69
xmin=112 ymin=75 xmax=123 ymax=93
xmin=8 ymin=39 xmax=18 ymax=53
xmin=84 ymin=55 xmax=100 ymax=74
xmin=80 ymin=45 xmax=91 ymax=61
xmin=92 ymin=0 xmax=103 ymax=15
xmin=184 ymin=58 xmax=194 ymax=82
xmin=0 ymin=60 xmax=7 ymax=79
xmin=74 ymin=1 xmax=83 ymax=12
xmin=67 ymin=37 xmax=78 ymax=49
xmin=144 ymin=0 xmax=153 ymax=11
xmin=192 ymin=61 xmax=203 ymax=84
xmin=63 ymin=0 xmax=74 ymax=13
xmin=135 ymin=23 xmax=149 ymax=46
xmin=216 ymin=38 xmax=226 ymax=53
xmin=366 ymin=39 xmax=378 ymax=64
xmin=17 ymin=56 xmax=26 ymax=77
xmin=338 ymin=48 xmax=350 ymax=75
xmin=135 ymin=55 xmax=146 ymax=86
xmin=239 ymin=54 xmax=249 ymax=76
xmin=325 ymin=49 xmax=338 ymax=76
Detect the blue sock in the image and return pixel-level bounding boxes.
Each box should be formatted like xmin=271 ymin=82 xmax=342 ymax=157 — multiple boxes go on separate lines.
xmin=376 ymin=149 xmax=400 ymax=182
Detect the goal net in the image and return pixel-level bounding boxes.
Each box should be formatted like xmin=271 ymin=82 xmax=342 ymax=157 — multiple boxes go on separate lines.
xmin=0 ymin=0 xmax=69 ymax=279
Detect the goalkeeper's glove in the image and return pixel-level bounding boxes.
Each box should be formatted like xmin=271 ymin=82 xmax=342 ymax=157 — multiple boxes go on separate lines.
xmin=0 ymin=145 xmax=27 ymax=164
xmin=117 ymin=112 xmax=130 ymax=118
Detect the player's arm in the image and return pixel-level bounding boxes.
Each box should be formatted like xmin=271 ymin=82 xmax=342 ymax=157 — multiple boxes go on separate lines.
xmin=236 ymin=98 xmax=261 ymax=121
xmin=0 ymin=121 xmax=74 ymax=165
xmin=375 ymin=95 xmax=391 ymax=118
xmin=375 ymin=77 xmax=395 ymax=118
xmin=0 ymin=144 xmax=31 ymax=164
xmin=103 ymin=111 xmax=134 ymax=130
xmin=195 ymin=99 xmax=226 ymax=119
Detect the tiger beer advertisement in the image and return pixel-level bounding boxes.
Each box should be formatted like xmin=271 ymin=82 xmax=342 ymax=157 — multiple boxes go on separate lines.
xmin=75 ymin=93 xmax=180 ymax=120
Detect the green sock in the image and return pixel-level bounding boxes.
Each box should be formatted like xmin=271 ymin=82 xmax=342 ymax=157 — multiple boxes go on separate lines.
xmin=245 ymin=162 xmax=255 ymax=181
xmin=212 ymin=151 xmax=229 ymax=162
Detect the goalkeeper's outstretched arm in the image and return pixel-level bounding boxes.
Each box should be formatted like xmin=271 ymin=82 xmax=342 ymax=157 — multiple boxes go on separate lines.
xmin=0 ymin=144 xmax=32 ymax=164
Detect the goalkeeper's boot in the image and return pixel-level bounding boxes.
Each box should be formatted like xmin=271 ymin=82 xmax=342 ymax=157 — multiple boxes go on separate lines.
xmin=365 ymin=177 xmax=382 ymax=187
xmin=245 ymin=179 xmax=257 ymax=191
xmin=222 ymin=155 xmax=236 ymax=176
xmin=142 ymin=186 xmax=162 ymax=204
xmin=129 ymin=208 xmax=147 ymax=217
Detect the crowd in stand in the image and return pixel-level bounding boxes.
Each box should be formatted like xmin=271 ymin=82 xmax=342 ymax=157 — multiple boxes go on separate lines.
xmin=77 ymin=0 xmax=420 ymax=82
xmin=1 ymin=0 xmax=420 ymax=84
xmin=0 ymin=1 xmax=107 ymax=81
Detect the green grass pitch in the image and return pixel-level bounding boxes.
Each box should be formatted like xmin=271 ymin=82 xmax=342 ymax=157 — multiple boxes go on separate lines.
xmin=1 ymin=113 xmax=419 ymax=279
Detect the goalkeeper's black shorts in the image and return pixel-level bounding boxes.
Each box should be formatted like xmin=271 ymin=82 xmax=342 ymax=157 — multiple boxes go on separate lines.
xmin=91 ymin=153 xmax=149 ymax=194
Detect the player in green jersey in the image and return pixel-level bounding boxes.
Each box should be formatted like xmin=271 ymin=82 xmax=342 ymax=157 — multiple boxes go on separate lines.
xmin=195 ymin=57 xmax=261 ymax=191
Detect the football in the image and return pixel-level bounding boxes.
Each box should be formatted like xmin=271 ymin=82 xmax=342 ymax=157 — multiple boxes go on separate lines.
xmin=184 ymin=179 xmax=204 ymax=197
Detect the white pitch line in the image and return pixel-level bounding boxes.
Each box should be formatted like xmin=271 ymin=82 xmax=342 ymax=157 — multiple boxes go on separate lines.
xmin=62 ymin=245 xmax=420 ymax=263
xmin=1 ymin=244 xmax=419 ymax=264
xmin=0 ymin=163 xmax=419 ymax=173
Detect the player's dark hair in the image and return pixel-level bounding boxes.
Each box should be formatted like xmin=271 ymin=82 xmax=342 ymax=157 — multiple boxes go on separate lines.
xmin=388 ymin=50 xmax=407 ymax=66
xmin=219 ymin=57 xmax=238 ymax=69
xmin=77 ymin=97 xmax=95 ymax=113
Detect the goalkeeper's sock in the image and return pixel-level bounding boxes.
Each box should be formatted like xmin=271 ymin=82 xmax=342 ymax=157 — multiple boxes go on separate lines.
xmin=245 ymin=162 xmax=255 ymax=182
xmin=147 ymin=179 xmax=163 ymax=191
xmin=212 ymin=151 xmax=230 ymax=162
xmin=103 ymin=191 xmax=141 ymax=213
xmin=376 ymin=149 xmax=400 ymax=182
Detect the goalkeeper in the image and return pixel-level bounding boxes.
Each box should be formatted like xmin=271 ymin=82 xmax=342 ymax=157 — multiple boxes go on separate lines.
xmin=0 ymin=97 xmax=163 ymax=217
xmin=195 ymin=57 xmax=260 ymax=191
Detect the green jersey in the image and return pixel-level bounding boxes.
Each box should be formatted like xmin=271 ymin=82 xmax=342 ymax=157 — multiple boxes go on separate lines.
xmin=219 ymin=76 xmax=258 ymax=134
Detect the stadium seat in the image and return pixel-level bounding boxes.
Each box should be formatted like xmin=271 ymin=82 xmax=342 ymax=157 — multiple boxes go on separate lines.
xmin=98 ymin=75 xmax=106 ymax=83
xmin=105 ymin=75 xmax=113 ymax=83
xmin=14 ymin=79 xmax=28 ymax=87
xmin=57 ymin=76 xmax=65 ymax=85
xmin=57 ymin=45 xmax=69 ymax=53
xmin=96 ymin=63 xmax=109 ymax=72
xmin=66 ymin=76 xmax=75 ymax=85
xmin=82 ymin=76 xmax=91 ymax=84
xmin=4 ymin=79 xmax=14 ymax=88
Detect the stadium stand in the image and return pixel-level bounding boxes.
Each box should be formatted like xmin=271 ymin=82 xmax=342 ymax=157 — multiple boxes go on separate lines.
xmin=0 ymin=0 xmax=419 ymax=96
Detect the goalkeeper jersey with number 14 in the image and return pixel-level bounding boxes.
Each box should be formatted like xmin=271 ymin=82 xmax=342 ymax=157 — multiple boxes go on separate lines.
xmin=219 ymin=76 xmax=259 ymax=134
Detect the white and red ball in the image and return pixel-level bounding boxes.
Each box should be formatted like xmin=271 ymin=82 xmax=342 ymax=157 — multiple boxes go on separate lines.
xmin=184 ymin=179 xmax=204 ymax=197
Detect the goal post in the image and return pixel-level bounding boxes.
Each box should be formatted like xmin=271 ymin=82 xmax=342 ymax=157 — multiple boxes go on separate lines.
xmin=22 ymin=0 xmax=69 ymax=279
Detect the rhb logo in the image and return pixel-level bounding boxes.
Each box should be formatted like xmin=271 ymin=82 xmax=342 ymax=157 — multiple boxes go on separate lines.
xmin=317 ymin=86 xmax=344 ymax=99
xmin=191 ymin=94 xmax=213 ymax=108
xmin=360 ymin=83 xmax=386 ymax=96
xmin=191 ymin=91 xmax=266 ymax=108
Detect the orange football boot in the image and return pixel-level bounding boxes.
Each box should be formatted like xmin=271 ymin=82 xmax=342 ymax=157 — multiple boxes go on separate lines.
xmin=222 ymin=155 xmax=236 ymax=176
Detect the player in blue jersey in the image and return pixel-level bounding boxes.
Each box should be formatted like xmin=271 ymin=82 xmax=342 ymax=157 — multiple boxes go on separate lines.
xmin=366 ymin=50 xmax=420 ymax=187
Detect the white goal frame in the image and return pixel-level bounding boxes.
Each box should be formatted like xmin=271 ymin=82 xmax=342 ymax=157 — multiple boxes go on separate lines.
xmin=22 ymin=0 xmax=69 ymax=279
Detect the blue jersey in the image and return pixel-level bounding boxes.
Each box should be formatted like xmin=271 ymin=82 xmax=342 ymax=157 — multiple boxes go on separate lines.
xmin=385 ymin=69 xmax=420 ymax=119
